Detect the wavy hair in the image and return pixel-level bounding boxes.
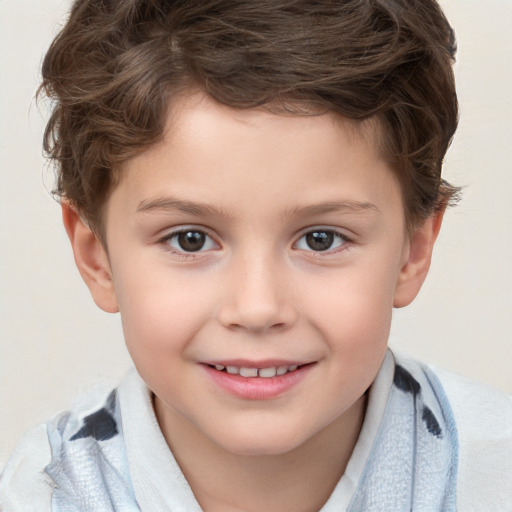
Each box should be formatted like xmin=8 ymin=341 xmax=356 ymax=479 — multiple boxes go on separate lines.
xmin=40 ymin=0 xmax=460 ymax=237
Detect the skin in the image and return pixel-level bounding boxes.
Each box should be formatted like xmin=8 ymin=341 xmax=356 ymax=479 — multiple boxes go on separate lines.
xmin=64 ymin=92 xmax=443 ymax=512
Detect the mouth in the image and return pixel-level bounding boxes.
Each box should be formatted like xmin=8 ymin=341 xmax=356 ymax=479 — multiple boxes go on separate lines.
xmin=202 ymin=361 xmax=315 ymax=399
xmin=206 ymin=363 xmax=306 ymax=378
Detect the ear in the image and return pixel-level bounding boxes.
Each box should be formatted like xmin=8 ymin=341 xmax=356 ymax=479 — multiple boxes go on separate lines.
xmin=393 ymin=209 xmax=445 ymax=308
xmin=62 ymin=202 xmax=119 ymax=313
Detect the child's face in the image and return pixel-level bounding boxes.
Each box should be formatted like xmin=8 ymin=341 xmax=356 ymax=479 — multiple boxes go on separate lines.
xmin=97 ymin=92 xmax=417 ymax=456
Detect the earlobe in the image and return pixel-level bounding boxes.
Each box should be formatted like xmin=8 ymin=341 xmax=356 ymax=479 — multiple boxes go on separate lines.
xmin=61 ymin=202 xmax=119 ymax=313
xmin=393 ymin=210 xmax=445 ymax=308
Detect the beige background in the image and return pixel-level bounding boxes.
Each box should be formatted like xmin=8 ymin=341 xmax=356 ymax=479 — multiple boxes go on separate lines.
xmin=1 ymin=0 xmax=511 ymax=467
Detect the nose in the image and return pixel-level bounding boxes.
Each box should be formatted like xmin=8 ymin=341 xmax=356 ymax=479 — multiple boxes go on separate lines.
xmin=217 ymin=252 xmax=297 ymax=333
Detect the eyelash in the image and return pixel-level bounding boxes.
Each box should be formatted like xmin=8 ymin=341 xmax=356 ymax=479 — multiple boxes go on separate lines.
xmin=158 ymin=227 xmax=352 ymax=258
xmin=294 ymin=228 xmax=351 ymax=255
xmin=158 ymin=228 xmax=218 ymax=258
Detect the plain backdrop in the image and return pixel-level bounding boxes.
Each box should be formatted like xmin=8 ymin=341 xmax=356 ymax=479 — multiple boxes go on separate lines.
xmin=1 ymin=0 xmax=511 ymax=467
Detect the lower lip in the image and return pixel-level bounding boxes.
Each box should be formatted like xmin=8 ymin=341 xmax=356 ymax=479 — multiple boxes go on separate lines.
xmin=202 ymin=364 xmax=314 ymax=400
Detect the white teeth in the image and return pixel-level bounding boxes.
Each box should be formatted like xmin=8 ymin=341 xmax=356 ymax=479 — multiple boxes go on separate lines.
xmin=258 ymin=367 xmax=277 ymax=378
xmin=213 ymin=364 xmax=302 ymax=377
xmin=239 ymin=367 xmax=258 ymax=377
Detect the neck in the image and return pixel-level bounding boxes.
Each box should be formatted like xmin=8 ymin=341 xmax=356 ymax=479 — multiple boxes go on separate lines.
xmin=155 ymin=394 xmax=367 ymax=512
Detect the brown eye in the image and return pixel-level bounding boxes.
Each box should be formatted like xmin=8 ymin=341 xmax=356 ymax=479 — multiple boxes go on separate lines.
xmin=177 ymin=231 xmax=206 ymax=252
xmin=165 ymin=229 xmax=217 ymax=253
xmin=305 ymin=231 xmax=334 ymax=251
xmin=295 ymin=229 xmax=347 ymax=252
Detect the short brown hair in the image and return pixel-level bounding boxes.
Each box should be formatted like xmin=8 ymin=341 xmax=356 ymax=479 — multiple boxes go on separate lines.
xmin=40 ymin=0 xmax=459 ymax=237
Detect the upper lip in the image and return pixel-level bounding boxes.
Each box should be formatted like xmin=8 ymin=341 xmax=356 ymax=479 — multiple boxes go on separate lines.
xmin=201 ymin=359 xmax=312 ymax=368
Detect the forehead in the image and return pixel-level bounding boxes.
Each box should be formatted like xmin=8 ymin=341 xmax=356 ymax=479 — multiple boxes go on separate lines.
xmin=164 ymin=91 xmax=383 ymax=155
xmin=105 ymin=92 xmax=403 ymax=230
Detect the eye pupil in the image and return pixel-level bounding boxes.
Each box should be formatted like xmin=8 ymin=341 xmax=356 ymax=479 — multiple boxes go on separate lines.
xmin=178 ymin=231 xmax=206 ymax=252
xmin=306 ymin=231 xmax=333 ymax=251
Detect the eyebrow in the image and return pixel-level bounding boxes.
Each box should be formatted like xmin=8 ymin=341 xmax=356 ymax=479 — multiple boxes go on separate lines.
xmin=288 ymin=201 xmax=380 ymax=217
xmin=137 ymin=197 xmax=379 ymax=219
xmin=136 ymin=197 xmax=229 ymax=218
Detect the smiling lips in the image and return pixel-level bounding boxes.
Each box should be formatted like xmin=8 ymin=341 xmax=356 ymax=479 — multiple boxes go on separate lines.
xmin=212 ymin=363 xmax=300 ymax=378
xmin=203 ymin=362 xmax=314 ymax=400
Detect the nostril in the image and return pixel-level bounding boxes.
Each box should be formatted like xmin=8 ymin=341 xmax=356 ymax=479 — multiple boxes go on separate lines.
xmin=216 ymin=277 xmax=298 ymax=332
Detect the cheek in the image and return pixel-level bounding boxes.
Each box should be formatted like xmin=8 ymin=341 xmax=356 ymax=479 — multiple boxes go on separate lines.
xmin=308 ymin=267 xmax=396 ymax=406
xmin=113 ymin=265 xmax=215 ymax=361
xmin=304 ymin=259 xmax=399 ymax=352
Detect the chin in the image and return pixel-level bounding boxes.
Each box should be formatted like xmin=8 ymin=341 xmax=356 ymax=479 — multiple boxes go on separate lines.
xmin=210 ymin=425 xmax=309 ymax=457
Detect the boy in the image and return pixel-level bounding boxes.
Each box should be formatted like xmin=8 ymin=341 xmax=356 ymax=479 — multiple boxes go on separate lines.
xmin=1 ymin=0 xmax=511 ymax=510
